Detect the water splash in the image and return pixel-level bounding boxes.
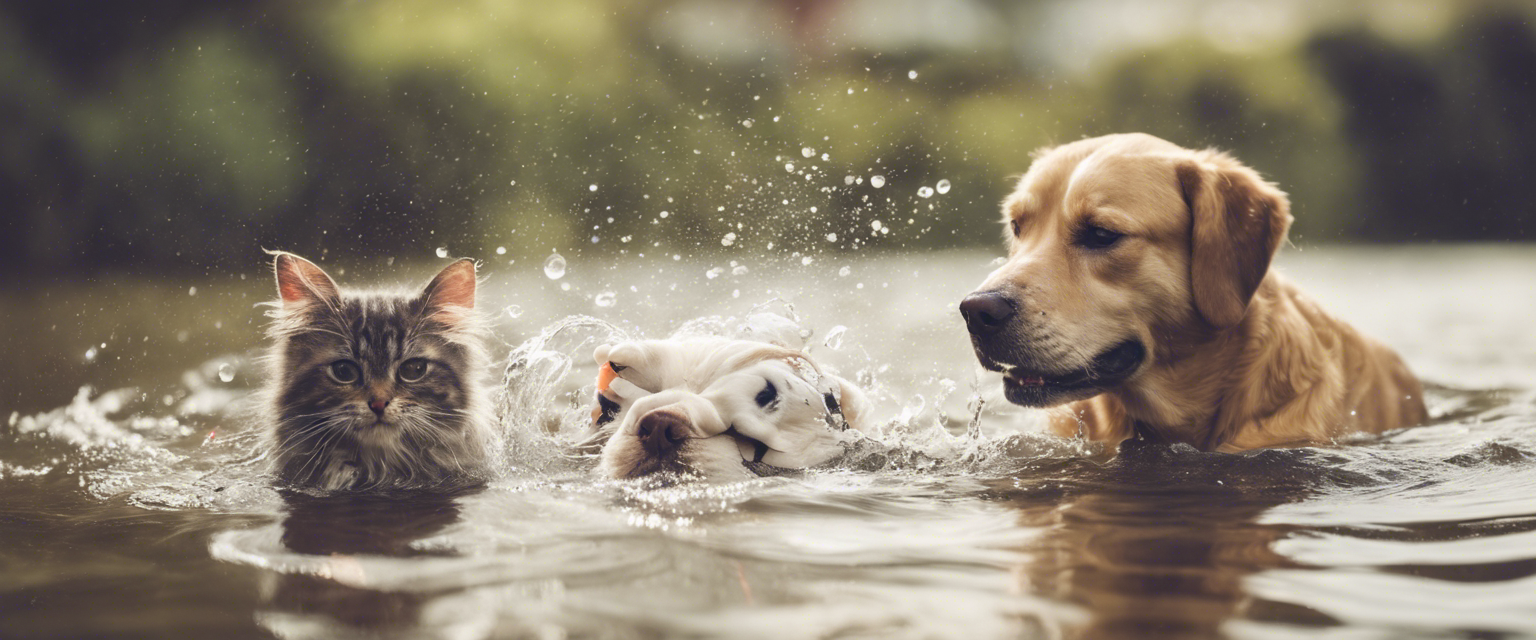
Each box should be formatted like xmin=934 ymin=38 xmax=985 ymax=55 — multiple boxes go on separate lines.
xmin=823 ymin=325 xmax=848 ymax=350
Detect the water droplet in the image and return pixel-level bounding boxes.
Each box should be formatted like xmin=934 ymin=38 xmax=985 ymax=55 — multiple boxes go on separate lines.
xmin=917 ymin=186 xmax=934 ymax=198
xmin=495 ymin=246 xmax=507 ymax=255
xmin=217 ymin=363 xmax=236 ymax=383
xmin=504 ymin=305 xmax=523 ymax=318
xmin=706 ymin=267 xmax=723 ymax=279
xmin=838 ymin=266 xmax=852 ymax=277
xmin=908 ymin=70 xmax=918 ymax=80
xmin=871 ymin=220 xmax=884 ymax=231
xmin=187 ymin=286 xmax=198 ymax=296
xmin=870 ymin=175 xmax=886 ymax=188
xmin=721 ymin=232 xmax=737 ymax=247
xmin=620 ymin=235 xmax=632 ymax=243
xmin=801 ymin=147 xmax=815 ymax=158
xmin=741 ymin=119 xmax=754 ymax=128
xmin=898 ymin=394 xmax=927 ymax=425
xmin=660 ymin=211 xmax=670 ymax=218
xmin=823 ymin=325 xmax=848 ymax=350
xmin=731 ymin=265 xmax=749 ymax=276
xmin=543 ymin=253 xmax=567 ymax=280
xmin=936 ymin=179 xmax=951 ymax=194
xmin=844 ymin=175 xmax=856 ymax=185
xmin=826 ymin=232 xmax=838 ymax=242
xmin=595 ymin=291 xmax=616 ymax=307
xmin=589 ymin=184 xmax=598 ymax=192
xmin=84 ymin=346 xmax=98 ymax=362
xmin=435 ymin=247 xmax=449 ymax=258
xmin=801 ymin=256 xmax=814 ymax=266
xmin=784 ymin=162 xmax=795 ymax=173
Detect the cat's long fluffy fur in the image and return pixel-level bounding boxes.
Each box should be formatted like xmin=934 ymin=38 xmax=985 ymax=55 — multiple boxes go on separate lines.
xmin=261 ymin=252 xmax=497 ymax=491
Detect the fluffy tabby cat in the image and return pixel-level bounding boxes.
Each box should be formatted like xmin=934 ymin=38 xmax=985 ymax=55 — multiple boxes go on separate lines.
xmin=263 ymin=251 xmax=495 ymax=490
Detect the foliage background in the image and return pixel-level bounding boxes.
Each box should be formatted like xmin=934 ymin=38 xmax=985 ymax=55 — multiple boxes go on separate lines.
xmin=2 ymin=0 xmax=1533 ymax=280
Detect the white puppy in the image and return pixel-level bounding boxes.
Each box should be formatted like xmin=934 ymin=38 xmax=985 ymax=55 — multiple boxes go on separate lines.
xmin=588 ymin=338 xmax=872 ymax=480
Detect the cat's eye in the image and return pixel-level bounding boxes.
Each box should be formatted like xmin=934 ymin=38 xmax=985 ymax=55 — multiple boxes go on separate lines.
xmin=398 ymin=358 xmax=431 ymax=382
xmin=327 ymin=360 xmax=361 ymax=384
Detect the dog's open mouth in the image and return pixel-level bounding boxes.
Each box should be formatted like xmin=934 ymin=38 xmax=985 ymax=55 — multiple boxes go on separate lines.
xmin=1001 ymin=340 xmax=1146 ymax=406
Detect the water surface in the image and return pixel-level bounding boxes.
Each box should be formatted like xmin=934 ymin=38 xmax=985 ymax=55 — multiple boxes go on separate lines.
xmin=3 ymin=246 xmax=1536 ymax=639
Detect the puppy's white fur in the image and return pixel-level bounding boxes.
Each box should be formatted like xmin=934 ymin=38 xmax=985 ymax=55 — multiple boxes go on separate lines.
xmin=591 ymin=338 xmax=871 ymax=480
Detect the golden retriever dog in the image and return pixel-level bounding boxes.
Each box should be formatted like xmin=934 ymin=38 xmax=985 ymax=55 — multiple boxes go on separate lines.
xmin=960 ymin=133 xmax=1427 ymax=452
xmin=586 ymin=338 xmax=873 ymax=479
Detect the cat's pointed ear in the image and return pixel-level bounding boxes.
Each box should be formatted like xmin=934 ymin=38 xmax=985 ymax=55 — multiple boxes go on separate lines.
xmin=422 ymin=258 xmax=477 ymax=312
xmin=271 ymin=251 xmax=339 ymax=309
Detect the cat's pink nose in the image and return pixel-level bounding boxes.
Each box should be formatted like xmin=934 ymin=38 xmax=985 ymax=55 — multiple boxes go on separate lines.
xmin=368 ymin=397 xmax=390 ymax=416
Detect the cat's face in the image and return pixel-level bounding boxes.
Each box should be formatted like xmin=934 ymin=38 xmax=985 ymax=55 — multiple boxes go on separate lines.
xmin=264 ymin=252 xmax=493 ymax=491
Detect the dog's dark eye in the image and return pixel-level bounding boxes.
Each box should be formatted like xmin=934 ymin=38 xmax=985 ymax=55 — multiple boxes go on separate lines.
xmin=609 ymin=362 xmax=628 ymax=373
xmin=1010 ymin=219 xmax=1021 ymax=237
xmin=397 ymin=358 xmax=430 ymax=382
xmin=755 ymin=380 xmax=779 ymax=409
xmin=327 ymin=360 xmax=361 ymax=384
xmin=1075 ymin=224 xmax=1124 ymax=250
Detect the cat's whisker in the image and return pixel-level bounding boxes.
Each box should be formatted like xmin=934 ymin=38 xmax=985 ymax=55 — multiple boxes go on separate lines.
xmin=292 ymin=416 xmax=352 ymax=484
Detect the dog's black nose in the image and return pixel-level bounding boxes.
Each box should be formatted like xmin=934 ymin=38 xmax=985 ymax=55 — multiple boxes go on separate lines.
xmin=960 ymin=292 xmax=1017 ymax=336
xmin=636 ymin=411 xmax=689 ymax=457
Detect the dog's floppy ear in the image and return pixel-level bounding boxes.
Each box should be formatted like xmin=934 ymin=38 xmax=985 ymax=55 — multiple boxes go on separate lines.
xmin=1176 ymin=152 xmax=1292 ymax=329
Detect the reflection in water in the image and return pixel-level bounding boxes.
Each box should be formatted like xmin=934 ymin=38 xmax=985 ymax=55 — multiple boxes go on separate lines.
xmin=256 ymin=488 xmax=483 ymax=639
xmin=1002 ymin=441 xmax=1310 ymax=639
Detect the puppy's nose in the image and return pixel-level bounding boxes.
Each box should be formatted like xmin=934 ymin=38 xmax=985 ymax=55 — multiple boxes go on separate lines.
xmin=636 ymin=411 xmax=689 ymax=457
xmin=960 ymin=292 xmax=1017 ymax=336
xmin=368 ymin=397 xmax=390 ymax=416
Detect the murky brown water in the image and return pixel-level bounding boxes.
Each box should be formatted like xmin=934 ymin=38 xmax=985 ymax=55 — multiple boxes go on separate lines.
xmin=3 ymin=246 xmax=1536 ymax=639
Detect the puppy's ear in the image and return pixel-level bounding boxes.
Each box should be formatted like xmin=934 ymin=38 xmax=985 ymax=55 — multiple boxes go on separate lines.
xmin=1176 ymin=153 xmax=1292 ymax=329
xmin=270 ymin=251 xmax=339 ymax=309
